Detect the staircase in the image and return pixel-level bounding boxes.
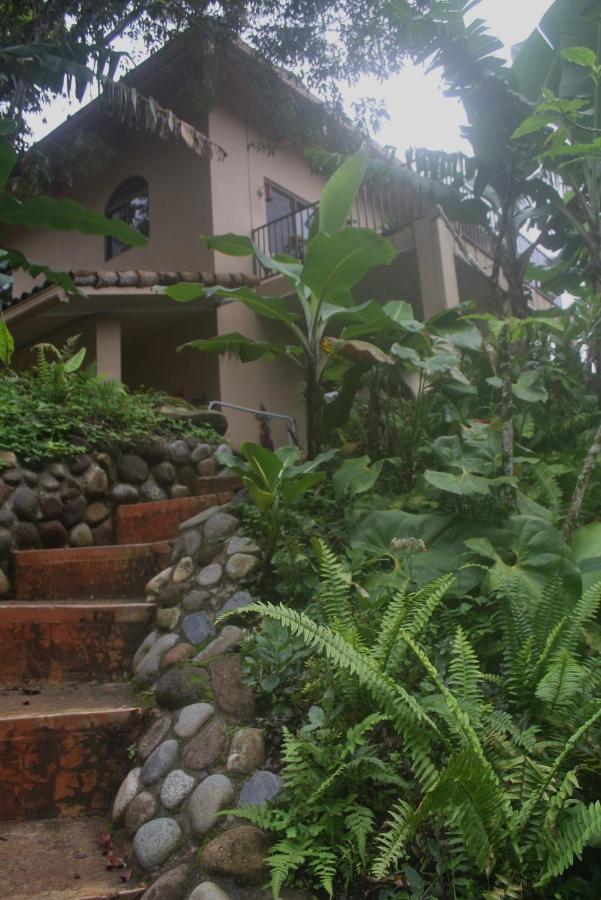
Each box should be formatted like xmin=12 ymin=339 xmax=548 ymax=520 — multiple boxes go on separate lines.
xmin=0 ymin=481 xmax=234 ymax=899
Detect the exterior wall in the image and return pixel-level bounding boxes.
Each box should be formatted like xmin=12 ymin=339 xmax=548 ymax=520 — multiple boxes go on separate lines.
xmin=123 ymin=310 xmax=220 ymax=402
xmin=207 ymin=97 xmax=326 ymax=446
xmin=6 ymin=123 xmax=214 ymax=297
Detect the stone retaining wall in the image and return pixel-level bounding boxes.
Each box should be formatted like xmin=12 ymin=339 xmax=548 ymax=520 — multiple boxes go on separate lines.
xmin=0 ymin=437 xmax=228 ymax=597
xmin=113 ymin=501 xmax=299 ymax=900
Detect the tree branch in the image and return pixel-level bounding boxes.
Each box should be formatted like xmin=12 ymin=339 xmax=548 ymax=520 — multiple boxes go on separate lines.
xmin=561 ymin=421 xmax=601 ymax=542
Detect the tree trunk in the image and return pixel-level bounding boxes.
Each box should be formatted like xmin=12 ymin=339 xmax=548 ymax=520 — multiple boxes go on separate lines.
xmin=561 ymin=421 xmax=601 ymax=542
xmin=304 ymin=358 xmax=322 ymax=459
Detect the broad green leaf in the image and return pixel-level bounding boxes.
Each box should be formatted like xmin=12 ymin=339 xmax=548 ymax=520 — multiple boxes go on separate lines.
xmin=0 ymin=317 xmax=14 ymax=366
xmin=280 ymin=471 xmax=325 ymax=502
xmin=351 ymin=510 xmax=492 ymax=595
xmin=513 ymin=371 xmax=549 ymax=404
xmin=180 ymin=333 xmax=292 ymax=363
xmin=425 ymin=468 xmax=492 ymax=497
xmin=0 ymin=248 xmax=81 ymax=295
xmin=241 ymin=442 xmax=283 ymax=492
xmin=485 ymin=515 xmax=581 ymax=602
xmin=204 ymin=233 xmax=254 ymax=256
xmin=303 ymin=228 xmax=395 ymax=301
xmin=383 ymin=300 xmax=423 ymax=331
xmin=245 ymin=480 xmax=274 ymax=513
xmin=165 ymin=282 xmax=296 ymax=326
xmin=391 ymin=343 xmax=422 ymax=365
xmin=319 ymin=147 xmax=368 ymax=236
xmin=571 ymin=522 xmax=601 ymax=590
xmin=0 ymin=195 xmax=147 ymax=245
xmin=332 ymin=456 xmax=384 ymax=499
xmin=464 ymin=537 xmax=499 ymax=560
xmin=63 ymin=346 xmax=86 ymax=373
xmin=562 ymin=46 xmax=597 ymax=69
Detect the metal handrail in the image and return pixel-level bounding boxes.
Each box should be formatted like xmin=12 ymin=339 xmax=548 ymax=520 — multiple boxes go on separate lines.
xmin=207 ymin=400 xmax=298 ymax=446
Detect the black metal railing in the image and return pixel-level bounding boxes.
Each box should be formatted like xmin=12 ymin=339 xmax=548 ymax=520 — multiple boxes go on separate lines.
xmin=251 ymin=187 xmax=553 ymax=282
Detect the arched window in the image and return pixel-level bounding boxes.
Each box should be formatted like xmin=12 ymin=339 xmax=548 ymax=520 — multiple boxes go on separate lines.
xmin=105 ymin=176 xmax=149 ymax=260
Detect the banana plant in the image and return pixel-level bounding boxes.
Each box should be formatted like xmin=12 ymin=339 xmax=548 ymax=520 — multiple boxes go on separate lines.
xmin=162 ymin=148 xmax=397 ymax=457
xmin=217 ymin=441 xmax=335 ymax=559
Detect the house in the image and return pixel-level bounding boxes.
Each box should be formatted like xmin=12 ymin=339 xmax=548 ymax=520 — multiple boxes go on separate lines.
xmin=1 ymin=36 xmax=554 ymax=447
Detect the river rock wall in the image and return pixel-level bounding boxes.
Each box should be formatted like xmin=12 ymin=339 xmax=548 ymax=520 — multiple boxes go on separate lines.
xmin=0 ymin=437 xmax=228 ymax=597
xmin=112 ymin=501 xmax=298 ymax=900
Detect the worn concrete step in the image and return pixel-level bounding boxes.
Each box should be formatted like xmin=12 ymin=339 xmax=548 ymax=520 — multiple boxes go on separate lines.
xmin=0 ymin=815 xmax=145 ymax=899
xmin=13 ymin=542 xmax=171 ymax=602
xmin=0 ymin=683 xmax=144 ymax=822
xmin=0 ymin=602 xmax=154 ymax=686
xmin=115 ymin=491 xmax=232 ymax=545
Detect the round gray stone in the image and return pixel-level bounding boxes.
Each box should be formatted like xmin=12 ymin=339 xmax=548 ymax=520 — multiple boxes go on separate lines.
xmin=125 ymin=791 xmax=158 ymax=837
xmin=191 ymin=443 xmax=212 ymax=463
xmin=226 ymin=553 xmax=259 ymax=580
xmin=140 ymin=739 xmax=179 ymax=786
xmin=168 ymin=440 xmax=190 ymax=464
xmin=182 ymin=612 xmax=215 ymax=646
xmin=203 ymin=512 xmax=239 ymax=544
xmin=12 ymin=485 xmax=39 ymax=521
xmin=226 ymin=728 xmax=265 ymax=775
xmin=117 ymin=454 xmax=148 ymax=483
xmin=184 ymin=529 xmax=202 ymax=558
xmin=69 ymin=522 xmax=94 ymax=547
xmin=160 ymin=769 xmax=195 ymax=810
xmin=112 ymin=767 xmax=141 ymax=822
xmin=135 ymin=633 xmax=179 ymax=685
xmin=133 ymin=817 xmax=182 ymax=869
xmin=173 ymin=556 xmax=194 ymax=584
xmin=140 ymin=480 xmax=168 ymax=502
xmin=189 ymin=883 xmax=231 ymax=900
xmin=174 ymin=702 xmax=214 ymax=739
xmin=226 ymin=536 xmax=260 ymax=556
xmin=194 ymin=626 xmax=244 ymax=664
xmin=238 ymin=771 xmax=283 ymax=806
xmin=112 ymin=483 xmax=140 ymax=504
xmin=153 ymin=461 xmax=176 ymax=485
xmin=187 ymin=774 xmax=235 ymax=834
xmin=80 ymin=464 xmax=109 ymax=497
xmin=197 ymin=564 xmax=223 ymax=588
xmin=219 ymin=590 xmax=253 ymax=616
xmin=182 ymin=589 xmax=210 ymax=612
xmin=39 ymin=473 xmax=60 ymax=491
xmin=133 ymin=631 xmax=159 ymax=670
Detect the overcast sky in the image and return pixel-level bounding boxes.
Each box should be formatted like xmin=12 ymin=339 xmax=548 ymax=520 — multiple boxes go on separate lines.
xmin=342 ymin=0 xmax=553 ymax=156
xmin=31 ymin=0 xmax=553 ymax=153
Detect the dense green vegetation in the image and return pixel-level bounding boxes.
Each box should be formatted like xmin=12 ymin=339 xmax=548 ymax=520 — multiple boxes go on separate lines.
xmin=0 ymin=338 xmax=219 ymax=463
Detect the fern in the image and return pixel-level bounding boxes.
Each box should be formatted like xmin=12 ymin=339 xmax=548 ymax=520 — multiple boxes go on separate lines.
xmin=449 ymin=627 xmax=485 ymax=715
xmin=534 ymin=650 xmax=585 ymax=711
xmin=345 ymin=805 xmax=375 ymax=862
xmin=536 ymin=800 xmax=601 ymax=885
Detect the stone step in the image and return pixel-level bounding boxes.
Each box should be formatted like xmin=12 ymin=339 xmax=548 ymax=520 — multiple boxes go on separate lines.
xmin=115 ymin=491 xmax=233 ymax=545
xmin=0 ymin=683 xmax=144 ymax=822
xmin=13 ymin=542 xmax=171 ymax=602
xmin=0 ymin=602 xmax=154 ymax=686
xmin=0 ymin=815 xmax=145 ymax=899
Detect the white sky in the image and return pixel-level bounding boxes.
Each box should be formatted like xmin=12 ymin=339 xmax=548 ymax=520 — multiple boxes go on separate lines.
xmin=30 ymin=0 xmax=554 ymax=154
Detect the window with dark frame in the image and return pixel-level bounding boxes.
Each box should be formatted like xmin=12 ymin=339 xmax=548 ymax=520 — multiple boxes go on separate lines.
xmin=265 ymin=181 xmax=313 ymax=259
xmin=105 ymin=176 xmax=149 ymax=260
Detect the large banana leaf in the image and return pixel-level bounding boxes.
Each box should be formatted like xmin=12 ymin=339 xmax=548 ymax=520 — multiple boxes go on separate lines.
xmin=0 ymin=195 xmax=146 ymax=245
xmin=163 ymin=282 xmax=296 ymax=327
xmin=179 ymin=332 xmax=297 ymax=363
xmin=302 ymin=228 xmax=396 ymax=301
xmin=318 ymin=146 xmax=368 ymax=236
xmin=512 ymin=0 xmax=601 ymax=103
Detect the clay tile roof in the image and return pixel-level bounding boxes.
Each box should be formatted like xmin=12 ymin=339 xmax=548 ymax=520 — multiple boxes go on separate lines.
xmin=2 ymin=269 xmax=259 ymax=312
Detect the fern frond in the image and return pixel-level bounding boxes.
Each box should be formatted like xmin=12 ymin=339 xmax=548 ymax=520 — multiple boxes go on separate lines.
xmin=345 ymin=805 xmax=375 ymax=862
xmin=543 ymin=767 xmax=580 ymax=832
xmin=219 ymin=601 xmax=438 ymax=735
xmin=308 ymin=846 xmax=338 ymax=897
xmin=560 ymin=580 xmax=601 ymax=655
xmin=372 ymin=799 xmax=413 ymax=879
xmin=269 ymin=838 xmax=308 ymax=898
xmin=515 ymin=703 xmax=601 ymax=840
xmin=449 ymin=626 xmax=485 ymax=709
xmin=535 ymin=650 xmax=585 ymax=711
xmin=536 ymin=800 xmax=601 ymax=885
xmin=314 ymin=539 xmax=354 ymax=631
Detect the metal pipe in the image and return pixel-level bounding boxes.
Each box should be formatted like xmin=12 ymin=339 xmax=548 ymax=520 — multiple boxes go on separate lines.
xmin=207 ymin=400 xmax=298 ymax=445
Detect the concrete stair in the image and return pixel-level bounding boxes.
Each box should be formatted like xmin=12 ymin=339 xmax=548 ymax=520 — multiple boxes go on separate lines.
xmin=0 ymin=489 xmax=234 ymax=897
